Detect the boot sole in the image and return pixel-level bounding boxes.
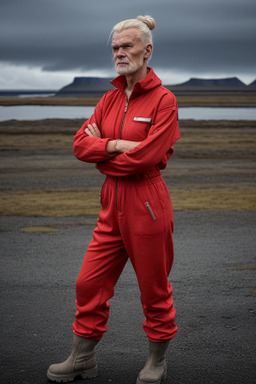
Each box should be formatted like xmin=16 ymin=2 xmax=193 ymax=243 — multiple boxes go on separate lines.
xmin=47 ymin=366 xmax=97 ymax=382
xmin=136 ymin=371 xmax=167 ymax=384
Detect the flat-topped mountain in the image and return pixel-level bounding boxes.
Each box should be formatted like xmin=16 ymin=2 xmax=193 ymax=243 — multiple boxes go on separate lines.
xmin=57 ymin=77 xmax=114 ymax=94
xmin=174 ymin=77 xmax=246 ymax=88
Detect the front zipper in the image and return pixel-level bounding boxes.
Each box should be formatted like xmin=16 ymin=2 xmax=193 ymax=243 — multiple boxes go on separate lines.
xmin=120 ymin=101 xmax=128 ymax=139
xmin=116 ymin=99 xmax=129 ymax=212
xmin=145 ymin=201 xmax=157 ymax=221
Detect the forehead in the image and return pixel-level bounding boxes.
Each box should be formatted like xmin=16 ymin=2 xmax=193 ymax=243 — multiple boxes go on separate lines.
xmin=112 ymin=28 xmax=141 ymax=46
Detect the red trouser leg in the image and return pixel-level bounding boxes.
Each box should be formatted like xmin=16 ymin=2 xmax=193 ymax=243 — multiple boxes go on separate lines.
xmin=73 ymin=174 xmax=177 ymax=341
xmin=118 ymin=175 xmax=177 ymax=341
xmin=73 ymin=182 xmax=128 ymax=340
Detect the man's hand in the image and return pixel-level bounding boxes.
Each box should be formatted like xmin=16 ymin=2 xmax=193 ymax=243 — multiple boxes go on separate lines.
xmin=84 ymin=123 xmax=102 ymax=138
xmin=106 ymin=139 xmax=141 ymax=153
xmin=84 ymin=123 xmax=141 ymax=154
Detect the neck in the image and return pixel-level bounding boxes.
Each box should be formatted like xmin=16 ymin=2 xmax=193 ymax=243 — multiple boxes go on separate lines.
xmin=125 ymin=65 xmax=148 ymax=98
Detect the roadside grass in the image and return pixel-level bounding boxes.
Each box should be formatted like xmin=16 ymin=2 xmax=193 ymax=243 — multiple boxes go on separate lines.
xmin=1 ymin=184 xmax=255 ymax=217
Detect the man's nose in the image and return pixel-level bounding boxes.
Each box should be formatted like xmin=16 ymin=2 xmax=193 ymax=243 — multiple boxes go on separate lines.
xmin=116 ymin=47 xmax=125 ymax=57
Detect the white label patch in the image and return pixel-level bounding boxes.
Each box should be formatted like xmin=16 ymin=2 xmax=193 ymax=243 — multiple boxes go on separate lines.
xmin=133 ymin=117 xmax=152 ymax=123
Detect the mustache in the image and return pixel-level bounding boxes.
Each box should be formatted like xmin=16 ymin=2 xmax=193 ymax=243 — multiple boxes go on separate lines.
xmin=115 ymin=60 xmax=130 ymax=65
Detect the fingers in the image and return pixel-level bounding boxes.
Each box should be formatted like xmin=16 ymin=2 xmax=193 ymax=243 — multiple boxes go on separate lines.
xmin=84 ymin=123 xmax=102 ymax=138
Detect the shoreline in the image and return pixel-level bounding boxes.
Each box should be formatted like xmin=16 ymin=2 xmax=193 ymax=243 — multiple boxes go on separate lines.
xmin=0 ymin=92 xmax=256 ymax=107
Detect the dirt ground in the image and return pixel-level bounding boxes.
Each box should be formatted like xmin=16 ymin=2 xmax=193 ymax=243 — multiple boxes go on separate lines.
xmin=0 ymin=118 xmax=255 ymax=216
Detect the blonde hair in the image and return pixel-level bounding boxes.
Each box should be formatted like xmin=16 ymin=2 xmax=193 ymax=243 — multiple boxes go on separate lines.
xmin=112 ymin=15 xmax=156 ymax=45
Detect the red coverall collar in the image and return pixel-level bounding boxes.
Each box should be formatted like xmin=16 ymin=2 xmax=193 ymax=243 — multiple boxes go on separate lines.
xmin=111 ymin=67 xmax=162 ymax=98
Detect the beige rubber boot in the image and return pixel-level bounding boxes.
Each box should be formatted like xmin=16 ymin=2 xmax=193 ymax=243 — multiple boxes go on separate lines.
xmin=47 ymin=334 xmax=98 ymax=382
xmin=136 ymin=341 xmax=170 ymax=384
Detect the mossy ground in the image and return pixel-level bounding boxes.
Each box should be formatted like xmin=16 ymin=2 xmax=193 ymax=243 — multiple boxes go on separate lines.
xmin=0 ymin=111 xmax=255 ymax=216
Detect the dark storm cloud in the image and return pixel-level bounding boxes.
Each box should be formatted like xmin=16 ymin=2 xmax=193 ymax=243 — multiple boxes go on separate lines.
xmin=0 ymin=0 xmax=255 ymax=76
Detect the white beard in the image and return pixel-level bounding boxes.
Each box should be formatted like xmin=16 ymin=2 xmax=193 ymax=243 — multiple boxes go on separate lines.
xmin=115 ymin=59 xmax=144 ymax=76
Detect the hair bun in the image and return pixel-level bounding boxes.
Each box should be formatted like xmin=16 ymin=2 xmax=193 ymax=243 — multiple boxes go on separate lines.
xmin=137 ymin=15 xmax=156 ymax=31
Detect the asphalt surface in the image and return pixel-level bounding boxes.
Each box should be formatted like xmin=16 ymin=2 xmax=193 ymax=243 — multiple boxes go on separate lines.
xmin=0 ymin=210 xmax=255 ymax=384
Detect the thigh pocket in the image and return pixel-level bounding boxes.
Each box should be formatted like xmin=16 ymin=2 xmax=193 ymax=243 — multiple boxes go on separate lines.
xmin=133 ymin=199 xmax=164 ymax=237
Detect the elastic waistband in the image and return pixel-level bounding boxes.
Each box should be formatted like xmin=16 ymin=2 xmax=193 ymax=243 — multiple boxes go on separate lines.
xmin=105 ymin=169 xmax=163 ymax=187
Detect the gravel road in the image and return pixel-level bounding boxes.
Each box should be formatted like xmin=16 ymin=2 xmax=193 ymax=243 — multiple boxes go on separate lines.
xmin=0 ymin=210 xmax=255 ymax=384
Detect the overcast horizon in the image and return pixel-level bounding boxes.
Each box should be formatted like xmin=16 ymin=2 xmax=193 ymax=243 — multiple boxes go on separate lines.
xmin=0 ymin=0 xmax=255 ymax=90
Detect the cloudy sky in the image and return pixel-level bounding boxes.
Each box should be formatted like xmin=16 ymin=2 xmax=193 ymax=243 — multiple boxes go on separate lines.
xmin=0 ymin=0 xmax=255 ymax=89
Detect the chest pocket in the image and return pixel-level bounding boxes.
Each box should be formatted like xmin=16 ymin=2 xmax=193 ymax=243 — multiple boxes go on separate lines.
xmin=124 ymin=117 xmax=152 ymax=141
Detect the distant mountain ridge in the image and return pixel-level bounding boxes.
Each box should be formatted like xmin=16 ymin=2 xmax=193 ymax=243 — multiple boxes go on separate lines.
xmin=56 ymin=75 xmax=255 ymax=95
xmin=0 ymin=76 xmax=254 ymax=96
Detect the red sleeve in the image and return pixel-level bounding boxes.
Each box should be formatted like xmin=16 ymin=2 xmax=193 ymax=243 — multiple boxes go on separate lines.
xmin=97 ymin=98 xmax=181 ymax=176
xmin=73 ymin=94 xmax=115 ymax=163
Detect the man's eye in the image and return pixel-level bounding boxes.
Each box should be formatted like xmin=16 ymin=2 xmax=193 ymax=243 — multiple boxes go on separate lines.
xmin=112 ymin=44 xmax=133 ymax=52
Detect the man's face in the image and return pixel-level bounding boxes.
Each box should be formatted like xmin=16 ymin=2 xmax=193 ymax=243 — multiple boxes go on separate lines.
xmin=112 ymin=28 xmax=151 ymax=76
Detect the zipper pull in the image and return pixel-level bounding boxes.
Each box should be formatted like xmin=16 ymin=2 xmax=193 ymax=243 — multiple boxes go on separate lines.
xmin=145 ymin=201 xmax=157 ymax=221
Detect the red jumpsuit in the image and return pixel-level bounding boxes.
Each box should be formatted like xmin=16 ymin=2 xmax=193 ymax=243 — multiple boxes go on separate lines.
xmin=73 ymin=68 xmax=181 ymax=342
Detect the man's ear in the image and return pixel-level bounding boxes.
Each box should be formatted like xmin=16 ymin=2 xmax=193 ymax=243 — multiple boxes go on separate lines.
xmin=144 ymin=43 xmax=153 ymax=59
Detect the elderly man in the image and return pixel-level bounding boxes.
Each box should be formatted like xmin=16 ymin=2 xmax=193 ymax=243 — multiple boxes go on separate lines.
xmin=47 ymin=15 xmax=181 ymax=384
